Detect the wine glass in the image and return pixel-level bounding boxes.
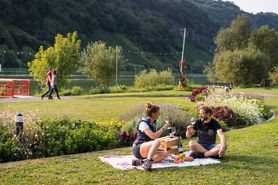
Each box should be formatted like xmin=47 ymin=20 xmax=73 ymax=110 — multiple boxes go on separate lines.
xmin=170 ymin=127 xmax=176 ymax=138
xmin=191 ymin=117 xmax=196 ymax=125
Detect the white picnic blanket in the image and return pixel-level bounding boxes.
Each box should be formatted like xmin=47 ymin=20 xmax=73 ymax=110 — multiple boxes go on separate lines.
xmin=99 ymin=155 xmax=221 ymax=171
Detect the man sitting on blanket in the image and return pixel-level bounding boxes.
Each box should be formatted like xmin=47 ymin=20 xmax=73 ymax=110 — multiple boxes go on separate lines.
xmin=186 ymin=106 xmax=227 ymax=159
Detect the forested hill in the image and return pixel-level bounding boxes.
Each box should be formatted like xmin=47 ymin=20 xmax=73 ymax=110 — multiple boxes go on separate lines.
xmin=0 ymin=0 xmax=278 ymax=73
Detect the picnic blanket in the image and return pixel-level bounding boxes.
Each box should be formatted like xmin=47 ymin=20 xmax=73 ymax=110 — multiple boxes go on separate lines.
xmin=99 ymin=155 xmax=221 ymax=171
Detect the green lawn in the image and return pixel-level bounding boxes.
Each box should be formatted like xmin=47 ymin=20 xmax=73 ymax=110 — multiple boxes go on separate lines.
xmin=233 ymin=87 xmax=278 ymax=96
xmin=0 ymin=96 xmax=194 ymax=122
xmin=0 ymin=96 xmax=277 ymax=184
xmin=88 ymin=90 xmax=192 ymax=98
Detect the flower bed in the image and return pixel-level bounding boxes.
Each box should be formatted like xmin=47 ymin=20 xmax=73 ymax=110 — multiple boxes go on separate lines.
xmin=199 ymin=90 xmax=271 ymax=128
xmin=0 ymin=118 xmax=119 ymax=163
xmin=188 ymin=86 xmax=208 ymax=102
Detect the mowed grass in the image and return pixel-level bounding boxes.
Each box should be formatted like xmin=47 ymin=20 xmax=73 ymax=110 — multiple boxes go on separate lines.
xmin=89 ymin=90 xmax=192 ymax=98
xmin=233 ymin=87 xmax=278 ymax=96
xmin=0 ymin=96 xmax=278 ymax=184
xmin=0 ymin=96 xmax=194 ymax=122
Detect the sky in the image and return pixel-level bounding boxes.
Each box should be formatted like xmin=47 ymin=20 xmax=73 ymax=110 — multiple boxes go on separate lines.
xmin=223 ymin=0 xmax=278 ymax=14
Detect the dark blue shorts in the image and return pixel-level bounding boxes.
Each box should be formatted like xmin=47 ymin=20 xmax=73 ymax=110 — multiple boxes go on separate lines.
xmin=200 ymin=143 xmax=218 ymax=151
xmin=133 ymin=144 xmax=145 ymax=159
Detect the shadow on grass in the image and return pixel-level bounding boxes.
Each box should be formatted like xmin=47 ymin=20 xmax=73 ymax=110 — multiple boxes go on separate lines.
xmin=225 ymin=154 xmax=278 ymax=164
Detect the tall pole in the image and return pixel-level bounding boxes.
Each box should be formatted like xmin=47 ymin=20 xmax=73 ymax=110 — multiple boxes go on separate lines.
xmin=115 ymin=48 xmax=118 ymax=87
xmin=178 ymin=28 xmax=187 ymax=88
xmin=181 ymin=28 xmax=186 ymax=62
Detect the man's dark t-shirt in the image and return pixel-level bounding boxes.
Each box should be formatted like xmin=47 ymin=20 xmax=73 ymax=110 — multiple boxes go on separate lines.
xmin=193 ymin=118 xmax=222 ymax=145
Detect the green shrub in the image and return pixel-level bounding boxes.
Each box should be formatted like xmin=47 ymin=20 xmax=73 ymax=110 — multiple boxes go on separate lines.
xmin=218 ymin=120 xmax=230 ymax=132
xmin=60 ymin=86 xmax=84 ymax=96
xmin=0 ymin=124 xmax=16 ymax=163
xmin=109 ymin=85 xmax=128 ymax=93
xmin=134 ymin=69 xmax=174 ymax=89
xmin=120 ymin=104 xmax=191 ymax=139
xmin=71 ymin=86 xmax=84 ymax=95
xmin=89 ymin=87 xmax=111 ymax=94
xmin=121 ymin=116 xmax=140 ymax=135
xmin=39 ymin=118 xmax=118 ymax=156
xmin=60 ymin=89 xmax=73 ymax=96
xmin=269 ymin=66 xmax=278 ymax=85
xmin=0 ymin=117 xmax=120 ymax=163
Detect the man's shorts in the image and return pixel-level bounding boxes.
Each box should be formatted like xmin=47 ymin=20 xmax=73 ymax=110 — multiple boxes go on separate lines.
xmin=200 ymin=143 xmax=219 ymax=151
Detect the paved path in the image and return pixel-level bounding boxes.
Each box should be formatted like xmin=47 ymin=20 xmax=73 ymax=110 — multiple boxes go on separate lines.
xmin=0 ymin=90 xmax=277 ymax=102
xmin=0 ymin=96 xmax=72 ymax=102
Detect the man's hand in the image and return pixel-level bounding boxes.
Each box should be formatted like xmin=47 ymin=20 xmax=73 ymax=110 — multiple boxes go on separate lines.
xmin=218 ymin=145 xmax=226 ymax=157
xmin=187 ymin=125 xmax=193 ymax=132
xmin=186 ymin=125 xmax=195 ymax=138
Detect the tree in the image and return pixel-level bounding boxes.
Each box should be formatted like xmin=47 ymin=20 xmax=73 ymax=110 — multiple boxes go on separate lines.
xmin=28 ymin=31 xmax=81 ymax=88
xmin=79 ymin=42 xmax=125 ymax=87
xmin=213 ymin=48 xmax=270 ymax=85
xmin=203 ymin=62 xmax=217 ymax=82
xmin=269 ymin=66 xmax=278 ymax=85
xmin=190 ymin=59 xmax=206 ymax=73
xmin=249 ymin=25 xmax=278 ymax=70
xmin=215 ymin=15 xmax=252 ymax=51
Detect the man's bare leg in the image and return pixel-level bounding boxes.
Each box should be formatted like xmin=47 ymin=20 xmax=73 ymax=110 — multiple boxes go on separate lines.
xmin=204 ymin=145 xmax=221 ymax=157
xmin=188 ymin=141 xmax=208 ymax=153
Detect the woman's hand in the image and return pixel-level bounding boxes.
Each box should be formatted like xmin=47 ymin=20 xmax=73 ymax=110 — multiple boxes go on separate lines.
xmin=163 ymin=121 xmax=170 ymax=130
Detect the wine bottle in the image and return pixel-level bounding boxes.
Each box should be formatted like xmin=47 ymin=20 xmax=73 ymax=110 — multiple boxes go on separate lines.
xmin=178 ymin=137 xmax=184 ymax=154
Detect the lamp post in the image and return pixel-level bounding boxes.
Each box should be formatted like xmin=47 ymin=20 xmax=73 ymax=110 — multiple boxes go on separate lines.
xmin=15 ymin=113 xmax=24 ymax=136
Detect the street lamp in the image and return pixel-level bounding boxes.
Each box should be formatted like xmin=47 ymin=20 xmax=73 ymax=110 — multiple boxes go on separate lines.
xmin=15 ymin=113 xmax=24 ymax=136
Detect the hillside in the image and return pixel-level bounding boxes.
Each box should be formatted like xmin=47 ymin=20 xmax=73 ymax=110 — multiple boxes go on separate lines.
xmin=189 ymin=0 xmax=278 ymax=29
xmin=0 ymin=0 xmax=278 ymax=73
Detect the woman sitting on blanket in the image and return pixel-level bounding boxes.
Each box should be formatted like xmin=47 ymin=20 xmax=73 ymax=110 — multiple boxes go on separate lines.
xmin=132 ymin=102 xmax=170 ymax=171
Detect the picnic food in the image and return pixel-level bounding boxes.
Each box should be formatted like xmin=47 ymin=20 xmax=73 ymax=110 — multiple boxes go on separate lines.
xmin=171 ymin=154 xmax=194 ymax=163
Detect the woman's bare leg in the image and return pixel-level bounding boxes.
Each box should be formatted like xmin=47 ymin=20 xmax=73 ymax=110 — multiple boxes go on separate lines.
xmin=140 ymin=140 xmax=168 ymax=161
xmin=152 ymin=151 xmax=169 ymax=162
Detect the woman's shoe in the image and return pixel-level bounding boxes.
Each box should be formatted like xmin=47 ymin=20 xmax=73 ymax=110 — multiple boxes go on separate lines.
xmin=142 ymin=159 xmax=153 ymax=171
xmin=132 ymin=159 xmax=143 ymax=166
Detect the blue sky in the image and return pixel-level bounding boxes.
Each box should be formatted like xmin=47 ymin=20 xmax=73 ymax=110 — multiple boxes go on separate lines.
xmin=224 ymin=0 xmax=278 ymax=14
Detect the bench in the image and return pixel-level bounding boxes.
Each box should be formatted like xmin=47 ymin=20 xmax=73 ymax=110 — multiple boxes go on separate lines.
xmin=253 ymin=79 xmax=272 ymax=88
xmin=207 ymin=82 xmax=232 ymax=92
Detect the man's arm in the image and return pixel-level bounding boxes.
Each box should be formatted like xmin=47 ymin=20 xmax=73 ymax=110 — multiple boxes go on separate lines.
xmin=186 ymin=125 xmax=196 ymax=138
xmin=217 ymin=129 xmax=226 ymax=157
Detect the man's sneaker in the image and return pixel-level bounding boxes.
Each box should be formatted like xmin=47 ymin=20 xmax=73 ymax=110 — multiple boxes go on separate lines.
xmin=132 ymin=159 xmax=143 ymax=166
xmin=142 ymin=159 xmax=153 ymax=171
xmin=211 ymin=155 xmax=224 ymax=159
xmin=190 ymin=152 xmax=205 ymax=159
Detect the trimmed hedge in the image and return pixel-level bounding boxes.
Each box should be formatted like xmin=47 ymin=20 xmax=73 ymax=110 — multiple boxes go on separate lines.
xmin=0 ymin=118 xmax=119 ymax=163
